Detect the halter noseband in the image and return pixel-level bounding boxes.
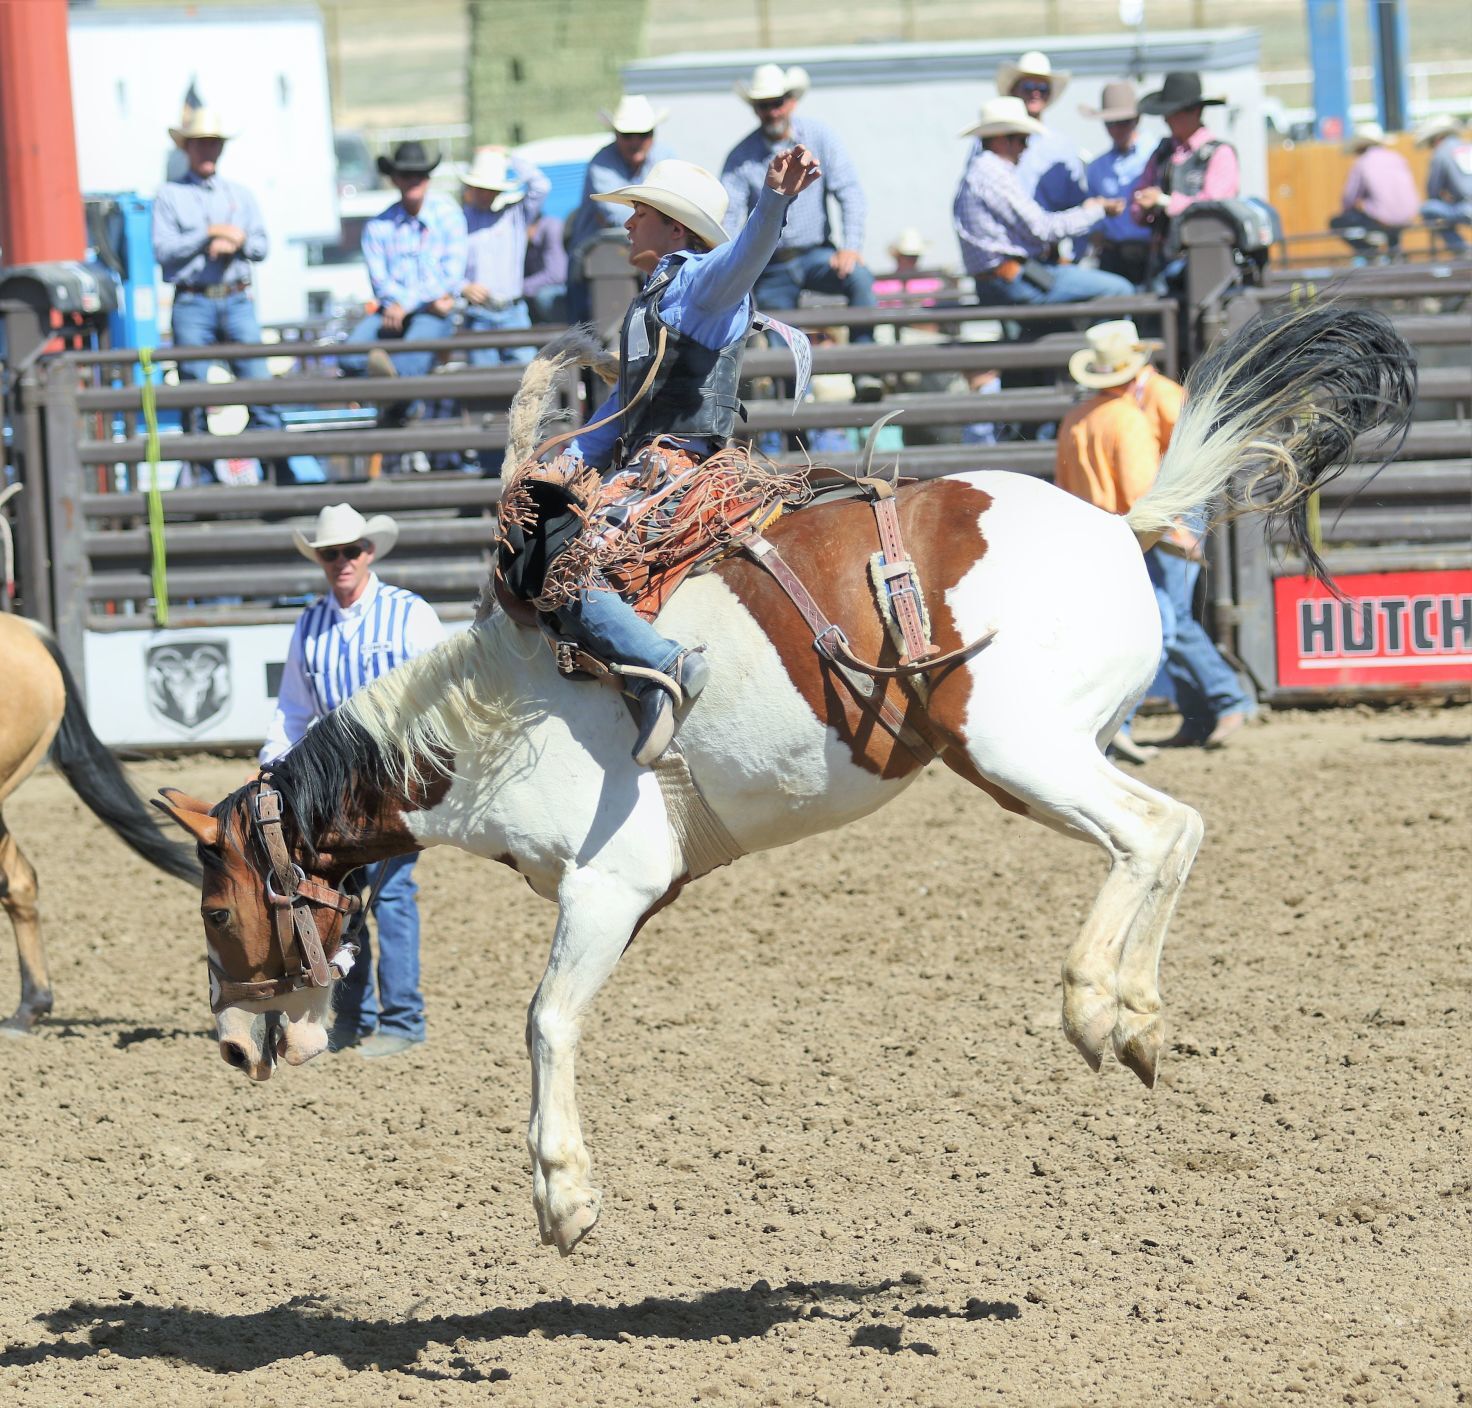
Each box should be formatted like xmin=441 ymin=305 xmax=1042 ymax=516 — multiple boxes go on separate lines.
xmin=208 ymin=775 xmax=362 ymax=1014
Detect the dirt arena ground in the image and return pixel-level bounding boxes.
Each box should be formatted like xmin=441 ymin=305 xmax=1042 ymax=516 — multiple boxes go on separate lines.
xmin=1 ymin=707 xmax=1467 ymax=1406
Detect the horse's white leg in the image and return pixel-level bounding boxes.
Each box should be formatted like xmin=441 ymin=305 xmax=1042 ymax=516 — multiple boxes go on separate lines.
xmin=525 ymin=870 xmax=657 ymax=1255
xmin=948 ymin=732 xmax=1200 ymax=1085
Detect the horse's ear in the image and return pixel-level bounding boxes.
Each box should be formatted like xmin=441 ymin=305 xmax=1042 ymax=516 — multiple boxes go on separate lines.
xmin=153 ymin=796 xmax=220 ymax=849
xmin=159 ymin=786 xmax=215 ymax=815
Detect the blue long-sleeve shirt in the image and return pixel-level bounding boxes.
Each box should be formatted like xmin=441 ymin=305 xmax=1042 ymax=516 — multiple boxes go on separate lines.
xmin=464 ymin=156 xmax=551 ymax=302
xmin=152 ymin=171 xmax=269 ymax=286
xmin=721 ymin=115 xmax=865 ymax=251
xmin=565 ymin=139 xmax=677 ymax=252
xmin=569 ymin=185 xmax=792 ymax=468
xmin=1085 ymin=142 xmax=1153 ymax=244
xmin=360 ymin=191 xmax=468 ymax=312
xmin=1014 ymin=130 xmax=1088 ymax=212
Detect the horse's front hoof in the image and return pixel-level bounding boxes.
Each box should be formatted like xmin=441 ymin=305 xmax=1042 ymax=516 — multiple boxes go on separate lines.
xmin=550 ymin=1190 xmax=602 ymax=1257
xmin=1061 ymin=983 xmax=1116 ymax=1073
xmin=1113 ymin=1012 xmax=1163 ymax=1088
xmin=0 ymin=1005 xmax=48 ymax=1037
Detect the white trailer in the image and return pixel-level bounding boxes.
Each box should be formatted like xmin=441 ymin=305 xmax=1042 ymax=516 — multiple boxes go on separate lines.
xmin=624 ymin=29 xmax=1267 ymax=273
xmin=67 ymin=5 xmax=338 ymax=324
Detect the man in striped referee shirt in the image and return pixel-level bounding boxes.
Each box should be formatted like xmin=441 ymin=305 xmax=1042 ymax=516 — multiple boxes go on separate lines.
xmin=262 ymin=503 xmax=446 ymax=1058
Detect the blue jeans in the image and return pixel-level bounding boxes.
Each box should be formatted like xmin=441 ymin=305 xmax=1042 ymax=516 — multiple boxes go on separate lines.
xmin=170 ymin=291 xmax=283 ymax=432
xmin=553 ymin=587 xmax=683 ymax=686
xmin=755 ymin=245 xmax=876 ymax=344
xmin=971 ymin=263 xmax=1134 ymax=309
xmin=464 ymin=300 xmax=535 ymax=366
xmin=339 ymin=308 xmax=455 ymax=378
xmin=334 ymin=853 xmax=425 ymax=1041
xmin=1145 ymin=546 xmax=1250 ymax=741
xmin=1421 ymin=198 xmax=1471 ymax=251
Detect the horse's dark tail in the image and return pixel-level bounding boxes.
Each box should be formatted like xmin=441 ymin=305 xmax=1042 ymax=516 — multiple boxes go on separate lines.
xmin=34 ymin=626 xmax=203 ymax=885
xmin=1127 ymin=303 xmax=1418 ymax=581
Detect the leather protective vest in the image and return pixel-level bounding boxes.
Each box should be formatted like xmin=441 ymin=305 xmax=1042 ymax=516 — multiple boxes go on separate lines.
xmin=616 ymin=252 xmax=748 ymax=460
xmin=1153 ymin=136 xmax=1231 ymax=261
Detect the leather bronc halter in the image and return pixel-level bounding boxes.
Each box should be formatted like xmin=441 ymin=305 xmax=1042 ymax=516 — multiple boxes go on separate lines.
xmin=207 ymin=775 xmax=362 ymax=1014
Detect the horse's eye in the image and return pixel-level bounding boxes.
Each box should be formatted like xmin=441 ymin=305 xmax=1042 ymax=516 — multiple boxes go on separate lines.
xmin=205 ymin=909 xmax=231 ymax=928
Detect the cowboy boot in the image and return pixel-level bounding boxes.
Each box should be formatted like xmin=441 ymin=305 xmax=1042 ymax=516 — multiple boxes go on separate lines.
xmin=631 ymin=649 xmax=710 ymax=767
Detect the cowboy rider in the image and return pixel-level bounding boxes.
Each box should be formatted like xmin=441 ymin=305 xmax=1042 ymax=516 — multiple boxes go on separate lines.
xmin=505 ymin=145 xmax=822 ymax=768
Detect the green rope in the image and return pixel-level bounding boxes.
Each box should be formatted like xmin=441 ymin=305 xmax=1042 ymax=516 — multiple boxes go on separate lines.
xmin=138 ymin=347 xmax=169 ymax=626
xmin=1306 ymin=490 xmax=1323 ymax=557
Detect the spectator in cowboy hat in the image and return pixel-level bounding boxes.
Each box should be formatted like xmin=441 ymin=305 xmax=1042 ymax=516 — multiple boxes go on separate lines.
xmin=721 ymin=62 xmax=881 ymax=381
xmin=565 ymin=95 xmax=675 ymax=321
xmin=1081 ymin=81 xmax=1155 ymax=287
xmin=953 ymin=97 xmax=1131 ymax=309
xmin=458 ymin=146 xmax=551 ymax=365
xmin=1129 ymin=71 xmax=1239 ymax=287
xmin=339 ymin=140 xmax=468 ymax=428
xmin=995 ymin=50 xmax=1087 ymax=213
xmin=1416 ymin=114 xmax=1472 ymax=252
xmin=873 ymin=227 xmax=943 ymax=303
xmin=1330 ymin=122 xmax=1419 ymax=263
xmin=263 ymin=503 xmax=446 ymax=1058
xmin=152 ymin=108 xmax=323 ymax=485
xmin=1058 ymin=321 xmax=1250 ymax=754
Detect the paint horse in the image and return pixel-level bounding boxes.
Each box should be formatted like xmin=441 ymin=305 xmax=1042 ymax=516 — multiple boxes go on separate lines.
xmin=158 ymin=308 xmax=1415 ymax=1255
xmin=0 ymin=615 xmax=201 ymax=1030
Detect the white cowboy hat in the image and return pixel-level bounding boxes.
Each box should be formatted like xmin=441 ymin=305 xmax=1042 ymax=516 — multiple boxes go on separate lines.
xmin=292 ymin=503 xmax=399 ymax=563
xmin=960 ymin=96 xmax=1047 ymax=141
xmin=600 ymin=94 xmax=669 ymax=134
xmin=889 ymin=227 xmax=927 ymax=259
xmin=169 ymin=107 xmax=234 ymax=145
xmin=461 ymin=148 xmax=526 ymax=211
xmin=1346 ymin=121 xmax=1387 ymax=153
xmin=1412 ymin=113 xmax=1460 ymax=148
xmin=1068 ymin=319 xmax=1161 ymax=390
xmin=592 ymin=159 xmax=730 ymax=249
xmin=736 ymin=63 xmax=811 ymax=104
xmin=995 ymin=51 xmax=1070 ymax=107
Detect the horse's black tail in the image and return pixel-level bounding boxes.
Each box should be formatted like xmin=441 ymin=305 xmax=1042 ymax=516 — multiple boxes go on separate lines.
xmin=1127 ymin=303 xmax=1418 ymax=581
xmin=35 ymin=628 xmax=203 ymax=885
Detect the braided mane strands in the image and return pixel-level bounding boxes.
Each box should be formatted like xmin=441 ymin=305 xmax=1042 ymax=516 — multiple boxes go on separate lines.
xmin=1127 ymin=305 xmax=1417 ymax=580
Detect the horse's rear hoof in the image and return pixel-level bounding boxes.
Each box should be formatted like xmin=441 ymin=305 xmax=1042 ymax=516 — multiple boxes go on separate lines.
xmin=1114 ymin=1017 xmax=1163 ymax=1088
xmin=551 ymin=1194 xmax=601 ymax=1256
xmin=0 ymin=1002 xmax=50 ymax=1037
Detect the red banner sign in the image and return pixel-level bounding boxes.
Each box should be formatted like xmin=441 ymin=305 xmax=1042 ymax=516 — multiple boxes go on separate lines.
xmin=1274 ymin=570 xmax=1472 ymax=689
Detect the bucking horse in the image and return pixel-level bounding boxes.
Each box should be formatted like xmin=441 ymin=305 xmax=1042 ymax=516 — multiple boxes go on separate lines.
xmin=156 ymin=306 xmax=1415 ymax=1254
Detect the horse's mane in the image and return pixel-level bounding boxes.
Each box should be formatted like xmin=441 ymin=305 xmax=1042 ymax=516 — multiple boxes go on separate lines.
xmin=221 ymin=613 xmax=543 ymax=856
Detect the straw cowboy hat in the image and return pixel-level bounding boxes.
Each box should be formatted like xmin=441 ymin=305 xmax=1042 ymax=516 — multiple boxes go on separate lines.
xmin=995 ymin=51 xmax=1070 ymax=106
xmin=1413 ymin=114 xmax=1460 ymax=147
xmin=736 ymin=63 xmax=811 ymax=104
xmin=461 ymin=148 xmax=526 ymax=211
xmin=1068 ymin=320 xmax=1161 ymax=390
xmin=1346 ymin=121 xmax=1387 ymax=153
xmin=1080 ymin=81 xmax=1140 ymax=123
xmin=169 ymin=107 xmax=234 ymax=146
xmin=960 ymin=96 xmax=1046 ymax=141
xmin=377 ymin=140 xmax=441 ymax=178
xmin=592 ymin=159 xmax=730 ymax=249
xmin=889 ymin=227 xmax=927 ymax=259
xmin=600 ymin=94 xmax=669 ymax=134
xmin=1138 ymin=71 xmax=1225 ymax=117
xmin=292 ymin=504 xmax=399 ymax=563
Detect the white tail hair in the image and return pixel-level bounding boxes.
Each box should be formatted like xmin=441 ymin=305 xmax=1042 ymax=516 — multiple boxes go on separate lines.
xmin=504 ymin=326 xmax=619 ymax=469
xmin=1127 ymin=304 xmax=1416 ymax=579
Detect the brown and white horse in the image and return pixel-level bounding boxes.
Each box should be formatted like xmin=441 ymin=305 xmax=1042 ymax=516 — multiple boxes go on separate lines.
xmin=158 ymin=307 xmax=1414 ymax=1254
xmin=0 ymin=615 xmax=200 ymax=1031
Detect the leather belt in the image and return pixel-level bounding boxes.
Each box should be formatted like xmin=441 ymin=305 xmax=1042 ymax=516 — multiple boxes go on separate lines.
xmin=975 ymin=257 xmax=1023 ymax=282
xmin=176 ymin=280 xmax=251 ymax=298
xmin=768 ymin=246 xmax=810 ymax=264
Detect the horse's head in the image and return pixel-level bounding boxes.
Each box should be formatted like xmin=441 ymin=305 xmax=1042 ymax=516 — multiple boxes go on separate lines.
xmin=155 ymin=781 xmax=361 ymax=1081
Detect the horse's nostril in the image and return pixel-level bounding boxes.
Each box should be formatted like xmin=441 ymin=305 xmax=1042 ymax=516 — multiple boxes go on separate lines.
xmin=220 ymin=1041 xmax=249 ymax=1069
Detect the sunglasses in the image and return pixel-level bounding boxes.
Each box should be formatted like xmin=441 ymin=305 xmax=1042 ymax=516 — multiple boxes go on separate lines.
xmin=317 ymin=543 xmax=367 ymax=563
xmin=1017 ymin=81 xmax=1052 ymax=96
xmin=752 ymin=97 xmax=789 ymax=111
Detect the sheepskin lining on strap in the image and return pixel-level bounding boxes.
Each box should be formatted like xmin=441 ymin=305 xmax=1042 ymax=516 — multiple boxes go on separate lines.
xmin=499 ymin=439 xmax=811 ymax=619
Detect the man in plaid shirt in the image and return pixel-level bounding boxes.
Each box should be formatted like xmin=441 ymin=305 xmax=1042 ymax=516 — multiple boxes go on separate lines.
xmin=953 ymin=97 xmax=1132 ymax=309
xmin=720 ymin=63 xmax=878 ymax=369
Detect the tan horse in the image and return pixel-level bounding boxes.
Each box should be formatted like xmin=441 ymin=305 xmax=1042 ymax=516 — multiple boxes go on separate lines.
xmin=0 ymin=614 xmax=200 ymax=1032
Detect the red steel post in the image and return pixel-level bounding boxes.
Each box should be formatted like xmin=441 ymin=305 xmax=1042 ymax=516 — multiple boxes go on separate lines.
xmin=0 ymin=0 xmax=85 ymax=262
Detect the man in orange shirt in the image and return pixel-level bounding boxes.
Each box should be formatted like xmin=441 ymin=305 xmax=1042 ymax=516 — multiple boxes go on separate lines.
xmin=1058 ymin=320 xmax=1250 ymax=753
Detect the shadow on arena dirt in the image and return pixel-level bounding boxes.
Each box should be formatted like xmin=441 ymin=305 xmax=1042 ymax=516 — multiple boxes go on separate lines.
xmin=1 ymin=1280 xmax=1022 ymax=1377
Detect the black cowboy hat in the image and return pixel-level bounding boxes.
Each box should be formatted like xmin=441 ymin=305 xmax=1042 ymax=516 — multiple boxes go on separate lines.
xmin=1138 ymin=71 xmax=1226 ymax=117
xmin=376 ymin=140 xmax=441 ymax=178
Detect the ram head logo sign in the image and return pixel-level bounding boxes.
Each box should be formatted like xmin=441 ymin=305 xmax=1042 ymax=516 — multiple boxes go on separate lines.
xmin=146 ymin=641 xmax=231 ymax=735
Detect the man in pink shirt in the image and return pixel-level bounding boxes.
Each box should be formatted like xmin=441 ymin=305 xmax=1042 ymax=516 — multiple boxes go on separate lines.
xmin=1330 ymin=122 xmax=1420 ymax=262
xmin=1129 ymin=71 xmax=1239 ymax=288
